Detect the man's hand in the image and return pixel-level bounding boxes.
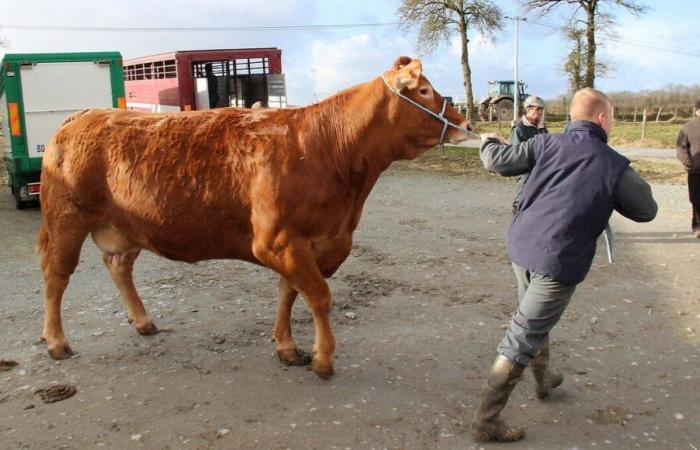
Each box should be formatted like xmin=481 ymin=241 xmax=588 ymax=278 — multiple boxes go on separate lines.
xmin=481 ymin=132 xmax=503 ymax=144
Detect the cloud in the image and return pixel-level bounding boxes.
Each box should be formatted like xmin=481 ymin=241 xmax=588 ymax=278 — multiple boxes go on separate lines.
xmin=2 ymin=1 xmax=696 ymax=106
xmin=307 ymin=32 xmax=413 ymax=100
xmin=598 ymin=18 xmax=700 ymax=90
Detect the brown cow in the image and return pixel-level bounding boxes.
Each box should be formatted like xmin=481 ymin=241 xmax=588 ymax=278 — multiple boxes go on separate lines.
xmin=38 ymin=56 xmax=471 ymax=379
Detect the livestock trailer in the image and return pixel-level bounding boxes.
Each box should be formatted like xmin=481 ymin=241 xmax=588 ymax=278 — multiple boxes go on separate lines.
xmin=123 ymin=48 xmax=286 ymax=112
xmin=0 ymin=52 xmax=125 ymax=209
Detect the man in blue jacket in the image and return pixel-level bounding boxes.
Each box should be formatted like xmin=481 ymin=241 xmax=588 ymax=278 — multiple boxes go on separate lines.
xmin=471 ymin=88 xmax=658 ymax=443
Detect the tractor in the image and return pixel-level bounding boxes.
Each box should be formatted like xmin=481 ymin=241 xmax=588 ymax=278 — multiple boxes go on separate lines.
xmin=478 ymin=80 xmax=528 ymax=122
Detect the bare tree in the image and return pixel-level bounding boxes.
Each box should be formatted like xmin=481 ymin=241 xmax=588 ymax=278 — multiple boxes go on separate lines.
xmin=520 ymin=0 xmax=647 ymax=87
xmin=397 ymin=0 xmax=504 ymax=119
xmin=563 ymin=27 xmax=585 ymax=92
xmin=562 ymin=25 xmax=608 ymax=93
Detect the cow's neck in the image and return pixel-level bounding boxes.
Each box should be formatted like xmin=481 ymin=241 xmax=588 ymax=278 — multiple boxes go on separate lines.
xmin=301 ymin=78 xmax=415 ymax=194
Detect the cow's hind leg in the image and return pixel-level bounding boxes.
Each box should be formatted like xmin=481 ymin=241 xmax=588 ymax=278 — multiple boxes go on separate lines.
xmin=39 ymin=223 xmax=90 ymax=359
xmin=274 ymin=276 xmax=312 ymax=366
xmin=91 ymin=226 xmax=158 ymax=335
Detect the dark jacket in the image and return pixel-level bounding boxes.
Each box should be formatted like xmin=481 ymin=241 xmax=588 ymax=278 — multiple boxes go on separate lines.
xmin=509 ymin=117 xmax=548 ymax=146
xmin=481 ymin=121 xmax=657 ymax=285
xmin=677 ymin=116 xmax=700 ymax=174
xmin=509 ymin=117 xmax=548 ymax=212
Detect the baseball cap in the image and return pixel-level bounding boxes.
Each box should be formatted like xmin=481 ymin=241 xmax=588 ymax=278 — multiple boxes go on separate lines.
xmin=524 ymin=96 xmax=545 ymax=109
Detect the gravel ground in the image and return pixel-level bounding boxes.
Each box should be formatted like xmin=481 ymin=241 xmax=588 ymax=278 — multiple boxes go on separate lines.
xmin=0 ymin=165 xmax=698 ymax=449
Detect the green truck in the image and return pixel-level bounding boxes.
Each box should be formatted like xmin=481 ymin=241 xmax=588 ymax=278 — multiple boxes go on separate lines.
xmin=1 ymin=52 xmax=125 ymax=209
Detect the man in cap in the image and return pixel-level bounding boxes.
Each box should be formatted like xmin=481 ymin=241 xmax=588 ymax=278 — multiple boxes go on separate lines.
xmin=676 ymin=100 xmax=700 ymax=237
xmin=509 ymin=96 xmax=548 ymax=213
xmin=471 ymin=88 xmax=658 ymax=442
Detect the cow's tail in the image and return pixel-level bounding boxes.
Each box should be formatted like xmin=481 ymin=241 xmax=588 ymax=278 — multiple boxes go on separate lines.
xmin=60 ymin=109 xmax=93 ymax=127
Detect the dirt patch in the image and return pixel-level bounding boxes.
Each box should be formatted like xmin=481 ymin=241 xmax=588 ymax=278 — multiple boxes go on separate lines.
xmin=351 ymin=244 xmax=396 ymax=266
xmin=630 ymin=158 xmax=686 ymax=184
xmin=395 ymin=148 xmax=686 ymax=187
xmin=393 ymin=147 xmax=502 ymax=178
xmin=334 ymin=272 xmax=403 ymax=310
xmin=590 ymin=406 xmax=635 ymax=425
xmin=0 ymin=360 xmax=18 ymax=372
xmin=35 ymin=384 xmax=77 ymax=403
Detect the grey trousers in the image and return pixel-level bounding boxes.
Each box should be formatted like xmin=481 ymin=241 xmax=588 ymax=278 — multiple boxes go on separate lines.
xmin=497 ymin=262 xmax=577 ymax=367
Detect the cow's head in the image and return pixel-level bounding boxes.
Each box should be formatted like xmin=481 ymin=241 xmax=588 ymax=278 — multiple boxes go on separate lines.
xmin=383 ymin=56 xmax=472 ymax=159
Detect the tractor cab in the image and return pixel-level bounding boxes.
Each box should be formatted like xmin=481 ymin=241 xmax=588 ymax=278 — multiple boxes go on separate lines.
xmin=487 ymin=81 xmax=527 ymax=100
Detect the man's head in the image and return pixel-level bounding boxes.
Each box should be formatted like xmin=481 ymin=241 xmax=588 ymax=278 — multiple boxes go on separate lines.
xmin=695 ymin=100 xmax=700 ymax=116
xmin=570 ymin=88 xmax=614 ymax=136
xmin=523 ymin=96 xmax=545 ymax=124
xmin=205 ymin=63 xmax=213 ymax=75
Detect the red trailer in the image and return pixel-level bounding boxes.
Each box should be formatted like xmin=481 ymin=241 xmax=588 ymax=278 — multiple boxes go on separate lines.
xmin=124 ymin=48 xmax=286 ymax=112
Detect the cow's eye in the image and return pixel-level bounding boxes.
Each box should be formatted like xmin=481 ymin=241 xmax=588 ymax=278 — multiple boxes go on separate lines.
xmin=419 ymin=87 xmax=431 ymax=96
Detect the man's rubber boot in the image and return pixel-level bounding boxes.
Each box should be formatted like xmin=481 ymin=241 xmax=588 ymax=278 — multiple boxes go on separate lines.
xmin=471 ymin=354 xmax=526 ymax=443
xmin=531 ymin=338 xmax=563 ymax=399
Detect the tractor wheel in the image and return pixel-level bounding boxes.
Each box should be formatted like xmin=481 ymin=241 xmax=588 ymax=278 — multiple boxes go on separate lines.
xmin=497 ymin=99 xmax=514 ymax=123
xmin=478 ymin=102 xmax=491 ymax=122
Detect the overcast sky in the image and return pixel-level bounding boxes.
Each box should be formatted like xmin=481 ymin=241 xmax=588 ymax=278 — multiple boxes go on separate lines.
xmin=1 ymin=0 xmax=698 ymax=106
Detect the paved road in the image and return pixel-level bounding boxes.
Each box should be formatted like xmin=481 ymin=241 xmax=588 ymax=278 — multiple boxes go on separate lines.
xmin=1 ymin=169 xmax=697 ymax=449
xmin=456 ymin=140 xmax=676 ymax=159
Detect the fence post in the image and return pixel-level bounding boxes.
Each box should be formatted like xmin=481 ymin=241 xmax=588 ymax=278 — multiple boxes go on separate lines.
xmin=633 ymin=106 xmax=638 ymax=123
xmin=641 ymin=109 xmax=647 ymax=141
xmin=655 ymin=106 xmax=663 ymax=122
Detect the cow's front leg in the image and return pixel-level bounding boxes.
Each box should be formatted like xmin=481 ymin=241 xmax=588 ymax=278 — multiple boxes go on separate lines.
xmin=255 ymin=241 xmax=335 ymax=380
xmin=274 ymin=276 xmax=312 ymax=366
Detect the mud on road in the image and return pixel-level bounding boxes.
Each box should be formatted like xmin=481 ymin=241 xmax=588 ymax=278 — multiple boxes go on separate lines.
xmin=0 ymin=166 xmax=698 ymax=449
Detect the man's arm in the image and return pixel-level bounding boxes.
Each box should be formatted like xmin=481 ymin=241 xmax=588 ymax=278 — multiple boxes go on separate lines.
xmin=508 ymin=126 xmax=522 ymax=145
xmin=612 ymin=167 xmax=658 ymax=222
xmin=676 ymin=128 xmax=692 ymax=168
xmin=480 ymin=136 xmax=536 ymax=177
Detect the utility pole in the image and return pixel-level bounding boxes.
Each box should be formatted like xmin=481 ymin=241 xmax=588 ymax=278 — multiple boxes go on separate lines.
xmin=506 ymin=16 xmax=526 ymax=125
xmin=513 ymin=16 xmax=519 ymax=125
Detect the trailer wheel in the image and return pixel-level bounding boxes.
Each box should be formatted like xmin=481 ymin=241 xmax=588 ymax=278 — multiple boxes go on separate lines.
xmin=15 ymin=196 xmax=30 ymax=210
xmin=13 ymin=190 xmax=31 ymax=210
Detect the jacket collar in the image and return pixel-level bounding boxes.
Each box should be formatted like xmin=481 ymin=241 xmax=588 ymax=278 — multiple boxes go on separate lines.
xmin=520 ymin=116 xmax=545 ymax=130
xmin=565 ymin=120 xmax=608 ymax=143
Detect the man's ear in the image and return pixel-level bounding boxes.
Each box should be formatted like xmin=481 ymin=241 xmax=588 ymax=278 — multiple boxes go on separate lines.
xmin=596 ymin=111 xmax=607 ymax=126
xmin=394 ymin=59 xmax=423 ymax=91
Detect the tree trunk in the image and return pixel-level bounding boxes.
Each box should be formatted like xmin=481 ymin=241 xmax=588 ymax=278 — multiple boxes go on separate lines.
xmin=459 ymin=18 xmax=475 ymax=120
xmin=584 ymin=2 xmax=597 ymax=88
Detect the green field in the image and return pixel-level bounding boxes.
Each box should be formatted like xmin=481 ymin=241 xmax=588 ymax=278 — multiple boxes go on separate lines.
xmin=395 ymin=145 xmax=686 ymax=185
xmin=472 ymin=120 xmax=686 ymax=149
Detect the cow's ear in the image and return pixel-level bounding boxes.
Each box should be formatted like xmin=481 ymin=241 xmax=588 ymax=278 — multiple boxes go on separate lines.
xmin=394 ymin=59 xmax=422 ymax=91
xmin=392 ymin=56 xmax=413 ymax=70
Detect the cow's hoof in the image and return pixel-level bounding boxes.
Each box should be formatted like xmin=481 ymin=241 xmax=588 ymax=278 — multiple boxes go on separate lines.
xmin=47 ymin=343 xmax=74 ymax=360
xmin=136 ymin=322 xmax=159 ymax=336
xmin=311 ymin=359 xmax=334 ymax=380
xmin=278 ymin=348 xmax=312 ymax=366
